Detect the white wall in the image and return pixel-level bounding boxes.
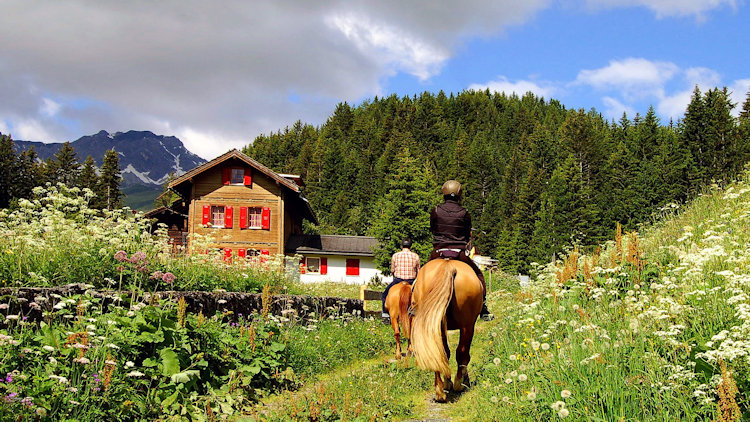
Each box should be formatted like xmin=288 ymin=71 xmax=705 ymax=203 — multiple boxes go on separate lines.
xmin=298 ymin=255 xmax=390 ymax=285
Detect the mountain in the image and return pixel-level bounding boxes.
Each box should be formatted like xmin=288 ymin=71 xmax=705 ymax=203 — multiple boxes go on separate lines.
xmin=14 ymin=130 xmax=206 ymax=187
xmin=13 ymin=130 xmax=206 ymax=210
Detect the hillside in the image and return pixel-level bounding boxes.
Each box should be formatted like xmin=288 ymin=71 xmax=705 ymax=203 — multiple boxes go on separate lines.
xmin=257 ymin=170 xmax=750 ymax=421
xmin=245 ymin=88 xmax=750 ymax=274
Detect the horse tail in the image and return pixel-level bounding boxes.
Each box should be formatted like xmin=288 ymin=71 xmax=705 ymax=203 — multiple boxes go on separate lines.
xmin=412 ymin=262 xmax=455 ymax=377
xmin=399 ymin=283 xmax=412 ymax=339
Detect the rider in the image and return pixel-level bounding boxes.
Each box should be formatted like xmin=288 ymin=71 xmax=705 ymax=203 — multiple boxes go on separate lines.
xmin=382 ymin=237 xmax=420 ymax=320
xmin=430 ymin=180 xmax=494 ymax=321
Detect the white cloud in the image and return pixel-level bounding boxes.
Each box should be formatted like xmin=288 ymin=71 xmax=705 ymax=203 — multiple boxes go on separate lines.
xmin=0 ymin=1 xmax=550 ymax=157
xmin=602 ymin=96 xmax=637 ymax=119
xmin=729 ymin=79 xmax=750 ymax=112
xmin=469 ymin=76 xmax=557 ymax=99
xmin=584 ymin=0 xmax=738 ymax=18
xmin=8 ymin=118 xmax=56 ymax=142
xmin=326 ymin=13 xmax=449 ymax=81
xmin=576 ymin=58 xmax=678 ymax=100
xmin=40 ymin=98 xmax=61 ymax=117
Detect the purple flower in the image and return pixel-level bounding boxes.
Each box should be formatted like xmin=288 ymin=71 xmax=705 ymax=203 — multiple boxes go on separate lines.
xmin=114 ymin=250 xmax=129 ymax=262
xmin=161 ymin=272 xmax=175 ymax=284
xmin=130 ymin=251 xmax=147 ymax=263
xmin=150 ymin=271 xmax=163 ymax=280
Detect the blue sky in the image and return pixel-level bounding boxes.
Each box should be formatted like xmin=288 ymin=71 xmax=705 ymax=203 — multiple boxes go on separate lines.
xmin=0 ymin=1 xmax=747 ymax=159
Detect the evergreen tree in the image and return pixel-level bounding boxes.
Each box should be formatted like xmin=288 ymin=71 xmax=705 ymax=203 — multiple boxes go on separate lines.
xmin=47 ymin=141 xmax=81 ymax=186
xmin=368 ymin=148 xmax=437 ymax=272
xmin=0 ymin=134 xmax=18 ymax=208
xmin=78 ymin=155 xmax=99 ymax=192
xmin=154 ymin=172 xmax=178 ymax=208
xmin=531 ymin=155 xmax=598 ymax=262
xmin=94 ymin=149 xmax=123 ymax=210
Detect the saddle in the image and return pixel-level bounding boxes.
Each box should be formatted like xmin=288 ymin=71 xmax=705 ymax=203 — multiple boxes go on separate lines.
xmin=436 ymin=248 xmax=462 ymax=259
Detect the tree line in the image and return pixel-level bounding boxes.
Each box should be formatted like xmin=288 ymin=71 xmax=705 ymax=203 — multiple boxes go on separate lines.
xmin=0 ymin=136 xmax=124 ymax=210
xmin=244 ymin=86 xmax=750 ymax=273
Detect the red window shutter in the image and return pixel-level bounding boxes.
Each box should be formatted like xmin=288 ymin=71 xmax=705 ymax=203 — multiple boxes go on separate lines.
xmin=300 ymin=258 xmax=306 ymax=274
xmin=238 ymin=248 xmax=246 ymax=258
xmin=201 ymin=205 xmax=210 ymax=225
xmin=239 ymin=206 xmax=248 ymax=229
xmin=224 ymin=248 xmax=232 ymax=263
xmin=346 ymin=259 xmax=360 ymax=276
xmin=222 ymin=168 xmax=231 ymax=185
xmin=243 ymin=168 xmax=252 ymax=186
xmin=260 ymin=249 xmax=269 ymax=263
xmin=224 ymin=206 xmax=233 ymax=228
xmin=320 ymin=257 xmax=328 ymax=275
xmin=261 ymin=207 xmax=271 ymax=230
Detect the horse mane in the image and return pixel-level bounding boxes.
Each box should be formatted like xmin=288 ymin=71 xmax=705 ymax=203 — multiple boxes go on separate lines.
xmin=411 ymin=261 xmax=455 ymax=377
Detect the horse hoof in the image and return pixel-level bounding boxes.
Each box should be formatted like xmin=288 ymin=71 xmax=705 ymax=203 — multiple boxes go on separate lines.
xmin=395 ymin=353 xmax=402 ymax=360
xmin=453 ymin=382 xmax=465 ymax=392
xmin=434 ymin=393 xmax=447 ymax=403
xmin=444 ymin=380 xmax=453 ymax=391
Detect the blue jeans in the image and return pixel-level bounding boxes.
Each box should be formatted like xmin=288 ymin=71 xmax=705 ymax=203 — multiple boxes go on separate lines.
xmin=382 ymin=277 xmax=415 ymax=314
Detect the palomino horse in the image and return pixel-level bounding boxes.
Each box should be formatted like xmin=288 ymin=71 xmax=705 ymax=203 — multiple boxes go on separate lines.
xmin=384 ymin=281 xmax=413 ymax=360
xmin=410 ymin=259 xmax=483 ymax=402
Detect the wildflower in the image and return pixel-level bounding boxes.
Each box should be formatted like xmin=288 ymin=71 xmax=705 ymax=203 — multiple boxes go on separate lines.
xmin=505 ymin=378 xmax=513 ymax=384
xmin=490 ymin=396 xmax=499 ymax=403
xmin=69 ymin=400 xmax=80 ymax=405
xmin=509 ymin=354 xmax=517 ymax=361
xmin=42 ymin=345 xmax=55 ymax=352
xmin=518 ymin=374 xmax=528 ymax=382
xmin=526 ymin=391 xmax=537 ymax=400
xmin=550 ymin=401 xmax=565 ymax=411
xmin=541 ymin=343 xmax=550 ymax=351
xmin=125 ymin=361 xmax=135 ymax=368
xmin=105 ymin=360 xmax=117 ymax=365
xmin=73 ymin=357 xmax=91 ymax=364
xmin=5 ymin=315 xmax=19 ymax=320
xmin=126 ymin=370 xmax=145 ymax=377
xmin=561 ymin=389 xmax=572 ymax=398
xmin=493 ymin=357 xmax=501 ymax=365
xmin=531 ymin=341 xmax=541 ymax=351
xmin=558 ymin=408 xmax=570 ymax=418
xmin=0 ymin=304 xmax=8 ymax=310
xmin=114 ymin=250 xmax=128 ymax=262
xmin=502 ymin=396 xmax=511 ymax=403
xmin=106 ymin=343 xmax=120 ymax=350
xmin=67 ymin=387 xmax=78 ymax=393
xmin=162 ymin=272 xmax=176 ymax=284
xmin=150 ymin=271 xmax=163 ymax=280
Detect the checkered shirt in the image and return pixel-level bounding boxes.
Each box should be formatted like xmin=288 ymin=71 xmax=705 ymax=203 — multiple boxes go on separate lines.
xmin=391 ymin=248 xmax=420 ymax=279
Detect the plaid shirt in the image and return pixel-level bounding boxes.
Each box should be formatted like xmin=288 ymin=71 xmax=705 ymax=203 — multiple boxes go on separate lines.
xmin=391 ymin=248 xmax=420 ymax=279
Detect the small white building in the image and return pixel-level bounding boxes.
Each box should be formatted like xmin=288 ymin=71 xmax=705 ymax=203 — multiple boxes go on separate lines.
xmin=285 ymin=234 xmax=385 ymax=285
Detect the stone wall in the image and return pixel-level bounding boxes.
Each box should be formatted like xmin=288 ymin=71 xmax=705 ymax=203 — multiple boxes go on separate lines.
xmin=0 ymin=284 xmax=365 ymax=322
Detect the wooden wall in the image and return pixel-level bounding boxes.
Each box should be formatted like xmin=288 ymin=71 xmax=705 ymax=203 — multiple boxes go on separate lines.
xmin=188 ymin=162 xmax=286 ymax=255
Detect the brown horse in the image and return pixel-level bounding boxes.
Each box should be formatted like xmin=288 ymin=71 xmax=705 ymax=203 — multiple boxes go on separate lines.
xmin=410 ymin=259 xmax=483 ymax=402
xmin=384 ymin=281 xmax=413 ymax=360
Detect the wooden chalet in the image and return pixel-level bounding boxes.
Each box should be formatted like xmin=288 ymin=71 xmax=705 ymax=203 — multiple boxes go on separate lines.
xmin=164 ymin=149 xmax=316 ymax=258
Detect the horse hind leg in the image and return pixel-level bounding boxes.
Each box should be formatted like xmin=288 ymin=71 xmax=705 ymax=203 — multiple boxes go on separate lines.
xmin=391 ymin=315 xmax=402 ymax=359
xmin=453 ymin=326 xmax=475 ymax=392
xmin=434 ymin=372 xmax=447 ymax=403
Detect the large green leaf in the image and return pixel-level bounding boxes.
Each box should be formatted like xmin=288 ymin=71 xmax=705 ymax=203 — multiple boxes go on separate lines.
xmin=170 ymin=369 xmax=200 ymax=384
xmin=160 ymin=348 xmax=180 ymax=376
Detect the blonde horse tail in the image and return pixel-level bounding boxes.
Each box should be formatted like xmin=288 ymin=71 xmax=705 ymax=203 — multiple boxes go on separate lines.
xmin=412 ymin=263 xmax=455 ymax=377
xmin=399 ymin=284 xmax=412 ymax=339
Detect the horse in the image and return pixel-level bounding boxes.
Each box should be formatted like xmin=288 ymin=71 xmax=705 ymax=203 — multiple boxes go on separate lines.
xmin=384 ymin=281 xmax=413 ymax=360
xmin=410 ymin=258 xmax=483 ymax=403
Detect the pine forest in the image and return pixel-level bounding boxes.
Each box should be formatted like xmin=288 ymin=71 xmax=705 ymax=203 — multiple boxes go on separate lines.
xmin=244 ymin=86 xmax=750 ymax=274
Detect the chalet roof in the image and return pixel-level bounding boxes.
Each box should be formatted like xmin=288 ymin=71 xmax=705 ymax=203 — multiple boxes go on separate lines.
xmin=168 ymin=149 xmax=300 ymax=192
xmin=285 ymin=235 xmax=377 ymax=257
xmin=168 ymin=149 xmax=317 ymax=224
xmin=143 ymin=206 xmax=188 ymax=219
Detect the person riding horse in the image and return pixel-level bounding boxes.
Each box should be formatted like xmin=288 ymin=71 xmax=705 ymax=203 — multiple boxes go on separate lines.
xmin=429 ymin=180 xmax=494 ymax=321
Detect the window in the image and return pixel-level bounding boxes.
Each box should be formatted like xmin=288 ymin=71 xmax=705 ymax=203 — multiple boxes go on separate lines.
xmin=231 ymin=168 xmax=244 ymax=184
xmin=211 ymin=206 xmax=225 ymax=227
xmin=306 ymin=257 xmax=320 ymax=274
xmin=248 ymin=207 xmax=263 ymax=228
xmin=346 ymin=258 xmax=360 ymax=276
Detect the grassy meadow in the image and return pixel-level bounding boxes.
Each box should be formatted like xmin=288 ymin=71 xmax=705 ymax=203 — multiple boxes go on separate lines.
xmin=4 ymin=172 xmax=750 ymax=420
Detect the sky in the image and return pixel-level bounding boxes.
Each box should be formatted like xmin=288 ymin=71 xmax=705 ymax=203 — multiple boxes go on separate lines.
xmin=1 ymin=1 xmax=748 ymax=160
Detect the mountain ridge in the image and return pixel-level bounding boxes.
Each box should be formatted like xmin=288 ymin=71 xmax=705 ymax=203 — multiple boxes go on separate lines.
xmin=13 ymin=130 xmax=206 ymax=187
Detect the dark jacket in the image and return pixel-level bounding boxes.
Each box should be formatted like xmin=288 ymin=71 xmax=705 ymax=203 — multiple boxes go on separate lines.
xmin=430 ymin=199 xmax=471 ymax=249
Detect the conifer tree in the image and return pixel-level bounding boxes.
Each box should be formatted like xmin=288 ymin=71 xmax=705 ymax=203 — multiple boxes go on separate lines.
xmin=94 ymin=149 xmax=123 ymax=210
xmin=0 ymin=134 xmax=17 ymax=208
xmin=77 ymin=155 xmax=99 ymax=192
xmin=47 ymin=141 xmax=80 ymax=186
xmin=368 ymin=148 xmax=437 ymax=272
